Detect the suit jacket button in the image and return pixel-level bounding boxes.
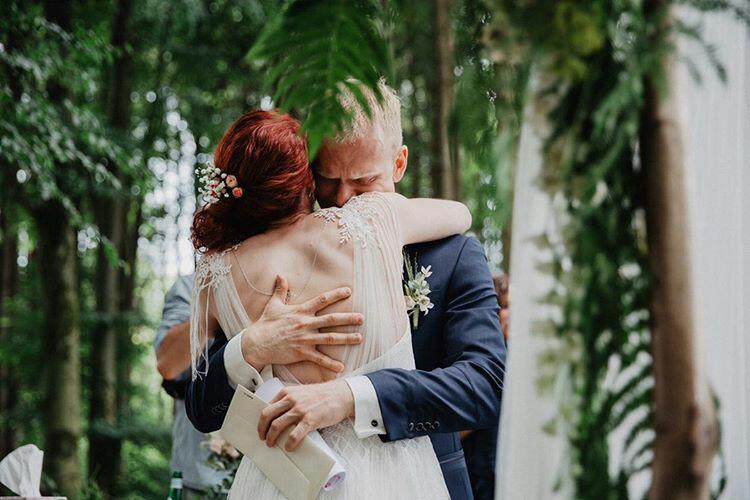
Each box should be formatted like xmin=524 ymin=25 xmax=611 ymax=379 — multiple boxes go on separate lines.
xmin=371 ymin=419 xmax=378 ymax=427
xmin=416 ymin=422 xmax=424 ymax=431
xmin=434 ymin=421 xmax=440 ymax=429
xmin=408 ymin=422 xmax=414 ymax=431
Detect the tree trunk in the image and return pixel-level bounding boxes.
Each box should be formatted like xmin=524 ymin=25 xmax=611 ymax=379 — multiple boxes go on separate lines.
xmin=33 ymin=201 xmax=81 ymax=498
xmin=0 ymin=177 xmax=19 ymax=458
xmin=641 ymin=5 xmax=718 ymax=499
xmin=34 ymin=2 xmax=82 ymax=497
xmin=409 ymin=92 xmax=423 ymax=198
xmin=449 ymin=120 xmax=460 ymax=201
xmin=116 ymin=201 xmax=141 ymax=414
xmin=88 ymin=0 xmax=132 ymax=494
xmin=429 ymin=0 xmax=455 ymax=199
xmin=89 ymin=198 xmax=124 ymax=494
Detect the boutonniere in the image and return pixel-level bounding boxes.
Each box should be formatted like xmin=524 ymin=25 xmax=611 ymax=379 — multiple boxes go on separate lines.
xmin=404 ymin=253 xmax=434 ymax=329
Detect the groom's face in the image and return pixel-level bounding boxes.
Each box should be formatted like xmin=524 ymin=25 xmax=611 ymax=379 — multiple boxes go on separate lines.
xmin=314 ymin=136 xmax=408 ymax=208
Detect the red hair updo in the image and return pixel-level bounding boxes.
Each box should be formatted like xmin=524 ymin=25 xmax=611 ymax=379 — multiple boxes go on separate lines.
xmin=191 ymin=110 xmax=314 ymax=252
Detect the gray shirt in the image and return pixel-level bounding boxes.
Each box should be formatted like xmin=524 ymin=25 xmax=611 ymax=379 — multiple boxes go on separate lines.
xmin=154 ymin=274 xmax=229 ymax=491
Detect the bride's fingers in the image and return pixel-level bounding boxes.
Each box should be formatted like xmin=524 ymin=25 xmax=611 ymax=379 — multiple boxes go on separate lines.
xmin=300 ymin=286 xmax=352 ymax=313
xmin=304 ymin=350 xmax=345 ymax=373
xmin=305 ymin=332 xmax=363 ymax=346
xmin=308 ymin=312 xmax=364 ymax=330
xmin=265 ymin=412 xmax=300 ymax=448
xmin=285 ymin=421 xmax=312 ymax=452
xmin=258 ymin=399 xmax=293 ymax=440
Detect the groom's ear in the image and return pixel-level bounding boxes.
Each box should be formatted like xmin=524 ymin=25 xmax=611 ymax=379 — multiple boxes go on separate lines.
xmin=392 ymin=145 xmax=408 ymax=183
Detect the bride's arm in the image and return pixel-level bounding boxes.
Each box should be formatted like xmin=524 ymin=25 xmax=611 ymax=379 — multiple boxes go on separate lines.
xmin=381 ymin=192 xmax=472 ymax=245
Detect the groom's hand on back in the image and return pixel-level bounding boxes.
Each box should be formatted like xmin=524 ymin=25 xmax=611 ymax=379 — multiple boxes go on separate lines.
xmin=240 ymin=275 xmax=365 ymax=374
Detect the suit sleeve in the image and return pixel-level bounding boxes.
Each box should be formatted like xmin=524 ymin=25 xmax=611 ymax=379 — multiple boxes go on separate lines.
xmin=185 ymin=335 xmax=235 ymax=433
xmin=366 ymin=237 xmax=507 ymax=441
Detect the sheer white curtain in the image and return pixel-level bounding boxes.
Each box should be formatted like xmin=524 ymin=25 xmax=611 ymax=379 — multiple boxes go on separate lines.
xmin=495 ymin=92 xmax=570 ymax=500
xmin=496 ymin=10 xmax=749 ymax=499
xmin=679 ymin=10 xmax=750 ymax=499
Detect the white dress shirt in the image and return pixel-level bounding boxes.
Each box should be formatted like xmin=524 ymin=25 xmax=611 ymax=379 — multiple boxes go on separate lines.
xmin=223 ymin=330 xmax=386 ymax=438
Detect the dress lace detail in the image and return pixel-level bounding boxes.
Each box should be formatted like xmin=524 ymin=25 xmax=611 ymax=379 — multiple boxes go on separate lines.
xmin=313 ymin=192 xmax=380 ymax=248
xmin=194 ymin=246 xmax=235 ymax=289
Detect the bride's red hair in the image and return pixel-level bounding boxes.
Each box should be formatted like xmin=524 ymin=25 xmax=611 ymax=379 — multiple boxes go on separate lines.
xmin=191 ymin=110 xmax=313 ymax=253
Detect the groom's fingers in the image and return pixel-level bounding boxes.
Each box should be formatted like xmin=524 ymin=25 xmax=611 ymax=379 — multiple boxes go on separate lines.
xmin=270 ymin=275 xmax=289 ymax=304
xmin=258 ymin=399 xmax=293 ymax=440
xmin=305 ymin=332 xmax=363 ymax=346
xmin=286 ymin=421 xmax=312 ymax=452
xmin=304 ymin=349 xmax=345 ymax=373
xmin=301 ymin=287 xmax=352 ymax=312
xmin=265 ymin=412 xmax=300 ymax=448
xmin=308 ymin=312 xmax=364 ymax=330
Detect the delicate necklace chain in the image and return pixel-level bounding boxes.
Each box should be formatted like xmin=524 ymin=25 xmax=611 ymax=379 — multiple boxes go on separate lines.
xmin=232 ymin=224 xmax=324 ymax=303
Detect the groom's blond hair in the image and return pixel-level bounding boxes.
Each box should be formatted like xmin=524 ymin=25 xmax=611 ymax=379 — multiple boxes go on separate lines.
xmin=331 ymin=78 xmax=403 ymax=159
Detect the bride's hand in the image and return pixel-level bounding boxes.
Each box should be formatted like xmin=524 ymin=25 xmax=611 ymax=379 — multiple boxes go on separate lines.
xmin=240 ymin=275 xmax=364 ymax=373
xmin=258 ymin=379 xmax=354 ymax=451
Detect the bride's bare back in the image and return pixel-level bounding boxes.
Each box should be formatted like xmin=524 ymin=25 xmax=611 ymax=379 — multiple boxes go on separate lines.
xmin=227 ymin=206 xmax=361 ymax=384
xmin=197 ymin=192 xmax=471 ymax=385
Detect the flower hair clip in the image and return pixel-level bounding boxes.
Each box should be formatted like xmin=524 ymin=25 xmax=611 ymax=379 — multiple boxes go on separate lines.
xmin=196 ymin=162 xmax=244 ymax=204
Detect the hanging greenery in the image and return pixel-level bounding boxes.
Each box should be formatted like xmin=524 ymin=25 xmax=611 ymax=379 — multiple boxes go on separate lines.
xmin=493 ymin=0 xmax=747 ymax=497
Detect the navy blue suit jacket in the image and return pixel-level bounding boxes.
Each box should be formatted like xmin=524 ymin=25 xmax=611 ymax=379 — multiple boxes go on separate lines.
xmin=186 ymin=235 xmax=506 ymax=500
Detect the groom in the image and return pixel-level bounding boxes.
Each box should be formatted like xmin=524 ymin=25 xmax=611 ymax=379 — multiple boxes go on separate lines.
xmin=186 ymin=82 xmax=506 ymax=499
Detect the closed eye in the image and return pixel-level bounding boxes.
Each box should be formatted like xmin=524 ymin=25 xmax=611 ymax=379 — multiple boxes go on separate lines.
xmin=354 ymin=176 xmax=378 ymax=185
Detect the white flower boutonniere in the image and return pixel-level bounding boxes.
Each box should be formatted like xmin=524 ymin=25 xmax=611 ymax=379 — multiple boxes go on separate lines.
xmin=404 ymin=254 xmax=434 ymax=329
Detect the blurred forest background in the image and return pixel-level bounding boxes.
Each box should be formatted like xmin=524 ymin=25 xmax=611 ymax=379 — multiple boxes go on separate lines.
xmin=0 ymin=0 xmax=522 ymax=497
xmin=3 ymin=0 xmax=747 ymax=498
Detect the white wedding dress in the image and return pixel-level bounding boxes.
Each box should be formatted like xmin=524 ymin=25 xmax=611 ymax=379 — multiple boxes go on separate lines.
xmin=191 ymin=192 xmax=449 ymax=499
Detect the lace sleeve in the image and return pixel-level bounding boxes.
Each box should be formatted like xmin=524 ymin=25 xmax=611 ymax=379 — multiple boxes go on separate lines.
xmin=190 ymin=255 xmax=222 ymax=380
xmin=190 ymin=251 xmax=252 ymax=380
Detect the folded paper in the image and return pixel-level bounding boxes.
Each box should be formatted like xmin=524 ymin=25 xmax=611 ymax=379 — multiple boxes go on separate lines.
xmin=220 ymin=378 xmax=347 ymax=500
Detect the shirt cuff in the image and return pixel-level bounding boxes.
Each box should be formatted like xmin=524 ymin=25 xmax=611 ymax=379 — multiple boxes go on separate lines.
xmin=223 ymin=331 xmax=263 ymax=391
xmin=345 ymin=376 xmax=386 ymax=438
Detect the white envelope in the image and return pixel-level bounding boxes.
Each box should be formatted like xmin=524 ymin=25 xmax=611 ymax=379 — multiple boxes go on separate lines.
xmin=220 ymin=382 xmax=343 ymax=500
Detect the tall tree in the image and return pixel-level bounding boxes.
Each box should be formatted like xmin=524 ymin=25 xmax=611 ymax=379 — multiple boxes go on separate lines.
xmin=0 ymin=16 xmax=21 ymax=458
xmin=641 ymin=3 xmax=718 ymax=498
xmin=88 ymin=0 xmax=133 ymax=494
xmin=0 ymin=170 xmax=19 ymax=458
xmin=28 ymin=2 xmax=84 ymax=496
xmin=429 ymin=0 xmax=455 ymax=199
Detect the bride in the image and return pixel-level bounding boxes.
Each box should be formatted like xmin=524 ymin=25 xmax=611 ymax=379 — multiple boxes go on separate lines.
xmin=189 ymin=109 xmax=470 ymax=499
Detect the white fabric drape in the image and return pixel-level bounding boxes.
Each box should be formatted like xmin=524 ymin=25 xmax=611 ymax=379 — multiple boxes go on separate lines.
xmin=495 ymin=90 xmax=571 ymax=500
xmin=679 ymin=10 xmax=750 ymax=499
xmin=496 ymin=10 xmax=749 ymax=499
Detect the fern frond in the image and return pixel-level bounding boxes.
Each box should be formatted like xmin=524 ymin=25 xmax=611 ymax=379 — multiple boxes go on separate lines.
xmin=247 ymin=0 xmax=393 ymax=157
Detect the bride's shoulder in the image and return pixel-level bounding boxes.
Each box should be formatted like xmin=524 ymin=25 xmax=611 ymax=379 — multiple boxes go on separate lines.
xmin=311 ymin=192 xmax=401 ymax=246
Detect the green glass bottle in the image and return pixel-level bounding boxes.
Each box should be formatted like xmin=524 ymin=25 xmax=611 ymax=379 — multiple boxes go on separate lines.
xmin=167 ymin=470 xmax=183 ymax=500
